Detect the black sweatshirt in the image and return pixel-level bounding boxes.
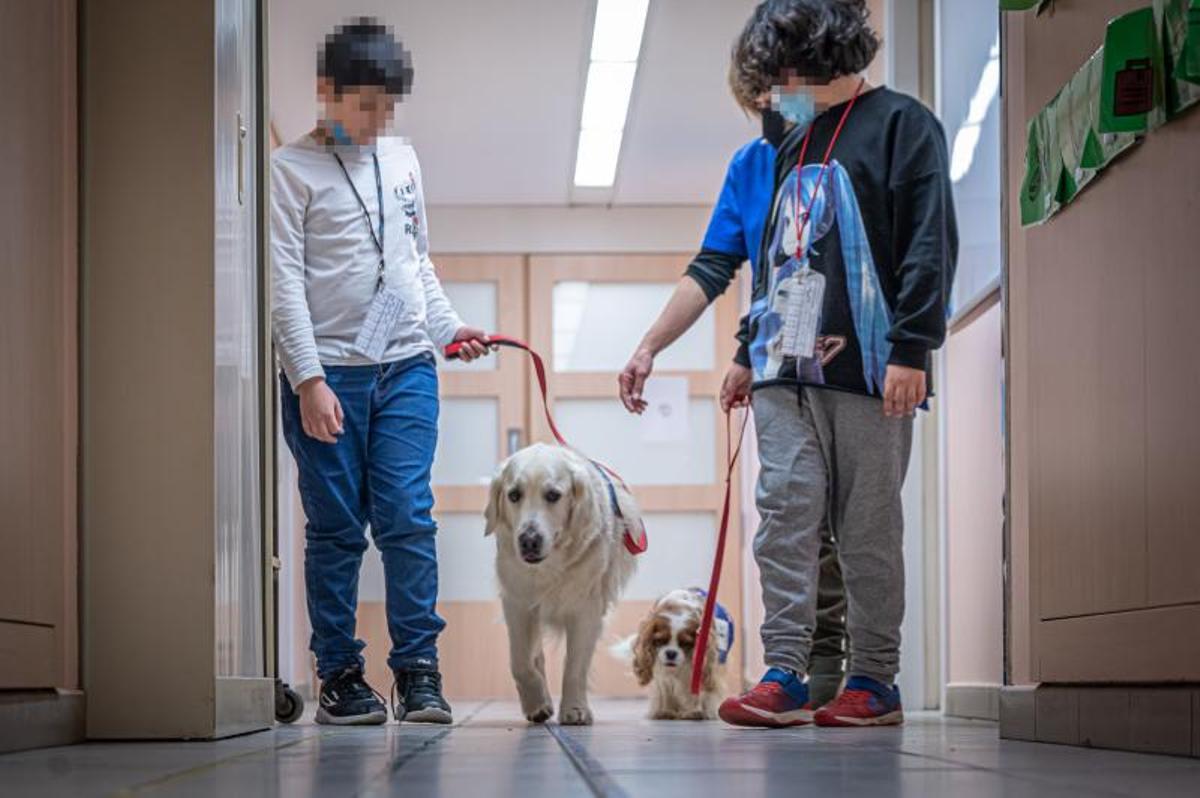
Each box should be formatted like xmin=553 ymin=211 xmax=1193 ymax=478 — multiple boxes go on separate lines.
xmin=690 ymin=87 xmax=957 ymax=398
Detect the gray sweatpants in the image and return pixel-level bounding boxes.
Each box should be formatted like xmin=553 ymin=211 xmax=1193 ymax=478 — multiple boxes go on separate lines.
xmin=752 ymin=385 xmax=912 ymax=684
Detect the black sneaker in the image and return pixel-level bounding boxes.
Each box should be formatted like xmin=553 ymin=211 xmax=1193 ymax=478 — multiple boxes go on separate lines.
xmin=392 ymin=659 xmax=452 ymax=724
xmin=315 ymin=665 xmax=387 ymax=726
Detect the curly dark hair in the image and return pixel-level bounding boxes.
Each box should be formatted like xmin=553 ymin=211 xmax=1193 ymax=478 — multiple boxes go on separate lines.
xmin=730 ymin=0 xmax=880 ymax=110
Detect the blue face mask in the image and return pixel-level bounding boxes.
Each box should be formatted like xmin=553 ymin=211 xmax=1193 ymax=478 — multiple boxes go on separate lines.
xmin=774 ymin=88 xmax=817 ymax=130
xmin=329 ymin=120 xmax=353 ymax=145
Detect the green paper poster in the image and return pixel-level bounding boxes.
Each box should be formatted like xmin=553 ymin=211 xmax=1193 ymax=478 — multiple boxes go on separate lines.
xmin=1154 ymin=0 xmax=1200 ymax=115
xmin=1186 ymin=1 xmax=1200 ymax=81
xmin=1053 ymin=86 xmax=1082 ymax=204
xmin=1019 ymin=109 xmax=1061 ymax=226
xmin=1078 ymin=47 xmax=1139 ymax=171
xmin=1100 ymin=6 xmax=1166 ymax=133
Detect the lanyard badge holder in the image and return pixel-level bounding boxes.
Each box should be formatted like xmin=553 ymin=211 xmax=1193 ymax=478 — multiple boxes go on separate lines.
xmin=336 ymin=152 xmax=406 ymax=363
xmin=778 ymin=80 xmax=862 ymax=361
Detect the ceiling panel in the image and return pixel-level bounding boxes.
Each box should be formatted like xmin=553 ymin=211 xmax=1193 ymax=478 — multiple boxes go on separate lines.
xmin=270 ymin=0 xmax=590 ymax=205
xmin=269 ymin=0 xmax=763 ymax=207
xmin=613 ymin=0 xmax=761 ymax=205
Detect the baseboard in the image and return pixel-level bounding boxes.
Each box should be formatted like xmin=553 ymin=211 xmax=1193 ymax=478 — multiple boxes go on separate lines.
xmin=0 ymin=689 xmax=85 ymax=754
xmin=1000 ymin=684 xmax=1200 ymax=759
xmin=945 ymin=683 xmax=1001 ymax=721
xmin=214 ymin=677 xmax=274 ymax=739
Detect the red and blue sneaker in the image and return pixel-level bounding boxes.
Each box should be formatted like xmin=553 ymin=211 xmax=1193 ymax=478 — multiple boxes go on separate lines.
xmin=718 ymin=667 xmax=815 ymax=727
xmin=813 ymin=675 xmax=904 ymax=727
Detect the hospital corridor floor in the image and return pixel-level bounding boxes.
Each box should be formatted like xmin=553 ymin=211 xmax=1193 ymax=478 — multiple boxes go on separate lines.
xmin=3 ymin=700 xmax=1199 ymax=797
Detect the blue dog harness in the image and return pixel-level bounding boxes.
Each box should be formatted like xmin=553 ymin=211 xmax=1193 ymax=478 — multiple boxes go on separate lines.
xmin=691 ymin=588 xmax=734 ymax=665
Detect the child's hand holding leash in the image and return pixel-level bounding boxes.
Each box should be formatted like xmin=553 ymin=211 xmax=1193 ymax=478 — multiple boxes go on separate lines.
xmin=450 ymin=326 xmax=497 ymax=362
xmin=720 ymin=363 xmax=752 ymax=412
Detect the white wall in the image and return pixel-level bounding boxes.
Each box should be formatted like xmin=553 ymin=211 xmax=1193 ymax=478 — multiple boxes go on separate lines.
xmin=426 ymin=205 xmax=711 ymax=254
xmin=944 ymin=302 xmax=1004 ymax=695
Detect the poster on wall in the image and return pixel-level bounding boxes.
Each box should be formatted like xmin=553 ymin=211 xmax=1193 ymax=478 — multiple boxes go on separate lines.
xmin=1022 ymin=46 xmax=1140 ymax=226
xmin=1155 ymin=0 xmax=1200 ymax=117
xmin=639 ymin=376 xmax=689 ymax=444
xmin=1100 ymin=6 xmax=1166 ymax=133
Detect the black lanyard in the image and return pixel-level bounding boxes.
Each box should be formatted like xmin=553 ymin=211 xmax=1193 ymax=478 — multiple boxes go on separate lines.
xmin=333 ymin=152 xmax=385 ymax=287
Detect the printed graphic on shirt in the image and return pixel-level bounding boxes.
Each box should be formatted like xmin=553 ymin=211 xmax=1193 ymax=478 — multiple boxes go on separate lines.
xmin=748 ymin=161 xmax=892 ymax=394
xmin=395 ymin=172 xmax=419 ymax=240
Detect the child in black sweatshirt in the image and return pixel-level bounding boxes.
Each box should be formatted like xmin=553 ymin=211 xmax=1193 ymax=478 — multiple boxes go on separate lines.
xmin=712 ymin=0 xmax=958 ymax=728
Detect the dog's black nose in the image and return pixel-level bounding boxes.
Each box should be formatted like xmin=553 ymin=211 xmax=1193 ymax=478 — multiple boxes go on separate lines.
xmin=664 ymin=649 xmax=678 ymax=662
xmin=518 ymin=532 xmax=543 ymax=562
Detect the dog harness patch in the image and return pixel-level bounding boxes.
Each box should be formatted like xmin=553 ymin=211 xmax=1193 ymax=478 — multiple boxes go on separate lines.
xmin=691 ymin=588 xmax=734 ymax=665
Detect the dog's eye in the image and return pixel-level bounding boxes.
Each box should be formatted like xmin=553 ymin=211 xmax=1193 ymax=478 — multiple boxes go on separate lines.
xmin=678 ymin=633 xmax=695 ymax=649
xmin=507 ymin=488 xmax=522 ymax=503
xmin=544 ymin=488 xmax=562 ymax=504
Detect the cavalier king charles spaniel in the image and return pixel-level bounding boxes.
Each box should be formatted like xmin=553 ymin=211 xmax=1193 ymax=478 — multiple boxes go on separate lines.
xmin=631 ymin=588 xmax=732 ymax=720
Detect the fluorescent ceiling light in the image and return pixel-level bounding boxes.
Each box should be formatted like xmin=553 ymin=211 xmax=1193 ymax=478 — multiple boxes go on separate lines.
xmin=574 ymin=128 xmax=624 ymax=187
xmin=949 ymin=33 xmax=1001 ymax=183
xmin=580 ymin=62 xmax=638 ymax=132
xmin=573 ymin=0 xmax=650 ymax=189
xmin=590 ymin=0 xmax=650 ymax=61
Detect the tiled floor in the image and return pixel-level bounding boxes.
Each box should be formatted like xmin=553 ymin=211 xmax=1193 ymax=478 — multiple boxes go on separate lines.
xmin=2 ymin=700 xmax=1199 ymax=797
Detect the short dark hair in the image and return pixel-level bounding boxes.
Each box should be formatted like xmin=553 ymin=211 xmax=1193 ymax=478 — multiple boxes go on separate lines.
xmin=319 ymin=17 xmax=414 ymax=96
xmin=730 ymin=0 xmax=880 ymax=110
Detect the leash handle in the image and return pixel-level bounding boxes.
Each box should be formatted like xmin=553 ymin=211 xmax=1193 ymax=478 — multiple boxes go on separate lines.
xmin=445 ymin=335 xmax=648 ymax=556
xmin=691 ymin=408 xmax=750 ymax=695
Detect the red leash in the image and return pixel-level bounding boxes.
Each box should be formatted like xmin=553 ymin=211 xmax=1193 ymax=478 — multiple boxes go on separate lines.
xmin=690 ymin=408 xmax=750 ymax=695
xmin=445 ymin=335 xmax=648 ymax=556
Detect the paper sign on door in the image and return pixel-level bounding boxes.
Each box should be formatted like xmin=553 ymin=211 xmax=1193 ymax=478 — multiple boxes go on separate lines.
xmin=640 ymin=376 xmax=689 ymax=443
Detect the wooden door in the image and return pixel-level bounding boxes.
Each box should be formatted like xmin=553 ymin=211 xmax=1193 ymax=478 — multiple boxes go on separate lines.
xmin=1004 ymin=3 xmax=1200 ymax=684
xmin=357 ymin=255 xmax=528 ymax=696
xmin=355 ymin=254 xmax=744 ymax=698
xmin=528 ymin=255 xmax=745 ymax=696
xmin=0 ymin=0 xmax=78 ymax=691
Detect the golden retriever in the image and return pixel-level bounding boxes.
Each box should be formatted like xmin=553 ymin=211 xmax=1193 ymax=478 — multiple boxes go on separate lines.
xmin=485 ymin=443 xmax=638 ymax=725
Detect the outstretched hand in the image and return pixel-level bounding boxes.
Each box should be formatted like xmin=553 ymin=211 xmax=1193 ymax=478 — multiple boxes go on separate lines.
xmin=619 ymin=348 xmax=654 ymax=414
xmin=720 ymin=364 xmax=752 ymax=413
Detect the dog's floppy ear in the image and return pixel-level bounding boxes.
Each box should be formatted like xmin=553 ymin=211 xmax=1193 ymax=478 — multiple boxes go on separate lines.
xmin=632 ymin=616 xmax=659 ymax=686
xmin=564 ymin=456 xmax=600 ymax=542
xmin=484 ymin=459 xmax=510 ymax=537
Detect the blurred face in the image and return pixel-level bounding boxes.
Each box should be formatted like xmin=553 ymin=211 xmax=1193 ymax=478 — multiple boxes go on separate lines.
xmin=318 ymin=77 xmax=398 ymax=144
xmin=773 ymin=69 xmax=838 ymax=113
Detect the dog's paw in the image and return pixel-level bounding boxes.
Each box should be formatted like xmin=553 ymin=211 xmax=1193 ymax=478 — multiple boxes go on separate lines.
xmin=558 ymin=705 xmax=594 ymax=726
xmin=525 ymin=703 xmax=554 ymax=724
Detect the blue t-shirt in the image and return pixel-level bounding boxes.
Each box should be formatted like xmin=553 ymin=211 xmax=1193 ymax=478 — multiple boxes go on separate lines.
xmin=700 ymin=138 xmax=777 ymax=274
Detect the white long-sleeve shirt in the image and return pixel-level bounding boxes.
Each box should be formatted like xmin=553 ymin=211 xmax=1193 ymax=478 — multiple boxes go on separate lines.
xmin=270 ymin=134 xmax=463 ymax=390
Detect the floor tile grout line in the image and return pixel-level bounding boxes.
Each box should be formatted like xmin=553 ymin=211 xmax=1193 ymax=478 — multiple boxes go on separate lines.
xmin=112 ymin=727 xmax=329 ymax=797
xmin=350 ymin=699 xmax=492 ymax=798
xmin=545 ymin=724 xmax=631 ymax=798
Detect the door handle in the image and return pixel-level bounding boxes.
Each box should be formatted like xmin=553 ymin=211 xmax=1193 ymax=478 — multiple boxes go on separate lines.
xmin=237 ymin=112 xmax=247 ymax=206
xmin=506 ymin=427 xmax=524 ymax=457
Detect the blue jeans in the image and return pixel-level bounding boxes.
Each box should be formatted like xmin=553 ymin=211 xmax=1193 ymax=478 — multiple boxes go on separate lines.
xmin=280 ymin=354 xmax=445 ymax=680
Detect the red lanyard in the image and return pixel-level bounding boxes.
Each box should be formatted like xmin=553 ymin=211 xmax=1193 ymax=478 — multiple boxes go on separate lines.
xmin=793 ymin=79 xmax=865 ymax=260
